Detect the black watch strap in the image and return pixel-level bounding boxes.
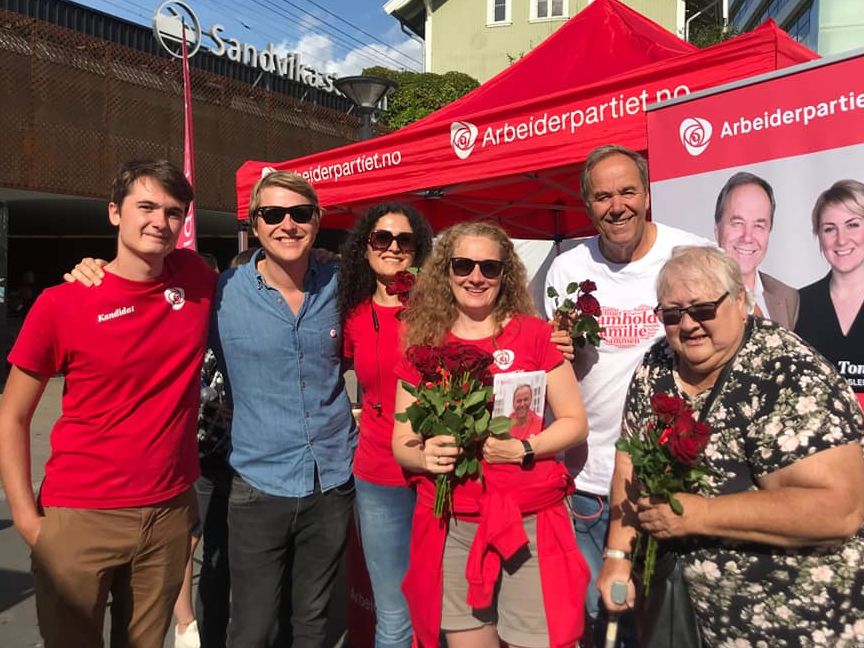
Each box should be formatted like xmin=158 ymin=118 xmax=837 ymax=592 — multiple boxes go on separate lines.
xmin=520 ymin=439 xmax=535 ymax=470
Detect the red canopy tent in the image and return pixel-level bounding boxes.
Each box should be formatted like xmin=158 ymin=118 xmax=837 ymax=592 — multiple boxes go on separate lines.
xmin=235 ymin=0 xmax=817 ymax=240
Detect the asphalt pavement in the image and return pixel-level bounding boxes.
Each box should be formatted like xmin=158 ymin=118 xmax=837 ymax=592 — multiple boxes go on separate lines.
xmin=0 ymin=377 xmax=352 ymax=647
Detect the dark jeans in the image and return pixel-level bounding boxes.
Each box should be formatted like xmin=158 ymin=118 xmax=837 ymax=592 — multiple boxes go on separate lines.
xmin=227 ymin=474 xmax=354 ymax=648
xmin=195 ymin=457 xmax=232 ymax=648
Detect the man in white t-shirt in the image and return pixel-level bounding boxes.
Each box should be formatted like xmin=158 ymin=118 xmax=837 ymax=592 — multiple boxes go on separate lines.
xmin=545 ymin=145 xmax=708 ymax=645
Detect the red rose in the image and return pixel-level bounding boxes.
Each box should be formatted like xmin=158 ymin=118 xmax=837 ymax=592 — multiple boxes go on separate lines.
xmin=576 ymin=293 xmax=601 ymax=317
xmin=442 ymin=343 xmax=464 ymax=373
xmin=650 ymin=392 xmax=685 ymax=424
xmin=386 ymin=271 xmax=416 ymax=299
xmin=657 ymin=426 xmax=672 ymax=445
xmin=458 ymin=345 xmax=494 ymax=378
xmin=579 ymin=280 xmax=597 ymax=293
xmin=407 ymin=345 xmax=440 ymax=380
xmin=667 ymin=432 xmax=702 ymax=465
xmin=666 ymin=413 xmax=710 ymax=465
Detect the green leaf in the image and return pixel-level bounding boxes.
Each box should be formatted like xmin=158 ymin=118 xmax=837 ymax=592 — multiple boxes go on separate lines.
xmin=668 ymin=494 xmax=684 ymax=515
xmin=474 ymin=409 xmax=490 ymax=433
xmin=488 ymin=416 xmax=514 ymax=436
xmin=455 ymin=459 xmax=469 ymax=478
xmin=546 ymin=286 xmax=559 ymax=298
xmin=401 ymin=381 xmax=419 ymax=397
xmin=462 ymin=390 xmax=487 ymax=408
xmin=441 ymin=409 xmax=463 ymax=431
xmin=565 ymin=282 xmax=580 ymax=295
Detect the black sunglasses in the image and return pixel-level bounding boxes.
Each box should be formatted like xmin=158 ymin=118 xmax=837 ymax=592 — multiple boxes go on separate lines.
xmin=450 ymin=257 xmax=505 ymax=279
xmin=368 ymin=230 xmax=417 ymax=253
xmin=654 ymin=292 xmax=730 ymax=326
xmin=255 ymin=204 xmax=319 ymax=225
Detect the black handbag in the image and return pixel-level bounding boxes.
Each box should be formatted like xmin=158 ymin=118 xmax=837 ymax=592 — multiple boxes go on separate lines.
xmin=636 ymin=549 xmax=702 ymax=648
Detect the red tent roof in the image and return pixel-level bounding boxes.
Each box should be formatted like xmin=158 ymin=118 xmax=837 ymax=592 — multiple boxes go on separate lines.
xmin=236 ymin=1 xmax=817 ymax=239
xmin=400 ymin=0 xmax=696 ymax=129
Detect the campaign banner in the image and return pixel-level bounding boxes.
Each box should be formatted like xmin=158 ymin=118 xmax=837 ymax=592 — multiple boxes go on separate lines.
xmin=647 ymin=52 xmax=864 ymax=404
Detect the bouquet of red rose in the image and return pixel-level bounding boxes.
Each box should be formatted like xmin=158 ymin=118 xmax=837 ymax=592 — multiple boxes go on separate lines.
xmin=546 ymin=279 xmax=603 ymax=348
xmin=615 ymin=392 xmax=711 ymax=594
xmin=385 ymin=268 xmax=418 ymax=306
xmin=395 ymin=342 xmax=514 ymax=518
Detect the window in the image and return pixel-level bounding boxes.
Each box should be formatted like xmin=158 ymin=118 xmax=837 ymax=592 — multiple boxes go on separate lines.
xmin=532 ymin=0 xmax=567 ymax=21
xmin=488 ymin=0 xmax=511 ymax=25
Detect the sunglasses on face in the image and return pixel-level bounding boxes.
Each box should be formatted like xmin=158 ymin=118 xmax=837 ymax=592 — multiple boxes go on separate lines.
xmin=449 ymin=257 xmax=505 ymax=279
xmin=368 ymin=230 xmax=417 ymax=253
xmin=654 ymin=292 xmax=730 ymax=326
xmin=255 ymin=204 xmax=319 ymax=225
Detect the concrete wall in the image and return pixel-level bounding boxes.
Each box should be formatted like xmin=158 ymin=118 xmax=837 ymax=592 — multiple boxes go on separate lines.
xmin=817 ymin=0 xmax=864 ymax=55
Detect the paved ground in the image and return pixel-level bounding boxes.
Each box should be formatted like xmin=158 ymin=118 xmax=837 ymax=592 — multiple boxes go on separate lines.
xmin=0 ymin=377 xmax=353 ymax=647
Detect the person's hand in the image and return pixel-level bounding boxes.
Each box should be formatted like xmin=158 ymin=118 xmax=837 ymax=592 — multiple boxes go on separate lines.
xmin=16 ymin=514 xmax=42 ymax=549
xmin=422 ymin=435 xmax=460 ymax=474
xmin=63 ymin=258 xmax=108 ymax=287
xmin=549 ymin=326 xmax=574 ymax=361
xmin=637 ymin=493 xmax=706 ymax=539
xmin=482 ymin=436 xmax=525 ymax=464
xmin=598 ymin=556 xmax=636 ymax=613
xmin=312 ymin=248 xmax=340 ymax=264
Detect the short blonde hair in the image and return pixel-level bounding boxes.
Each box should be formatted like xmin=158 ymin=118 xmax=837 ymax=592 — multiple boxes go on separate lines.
xmin=402 ymin=221 xmax=536 ymax=347
xmin=811 ymin=179 xmax=864 ymax=234
xmin=248 ymin=171 xmax=319 ymax=222
xmin=656 ymin=245 xmax=752 ymax=310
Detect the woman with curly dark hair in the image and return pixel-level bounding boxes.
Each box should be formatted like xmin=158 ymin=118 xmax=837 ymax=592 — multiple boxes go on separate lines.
xmin=339 ymin=202 xmax=433 ymax=648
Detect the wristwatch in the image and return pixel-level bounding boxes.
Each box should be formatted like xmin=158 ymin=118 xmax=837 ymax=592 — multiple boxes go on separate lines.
xmin=520 ymin=439 xmax=535 ymax=470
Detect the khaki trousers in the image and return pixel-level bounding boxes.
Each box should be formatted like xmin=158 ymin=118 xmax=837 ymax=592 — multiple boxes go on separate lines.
xmin=31 ymin=488 xmax=196 ymax=648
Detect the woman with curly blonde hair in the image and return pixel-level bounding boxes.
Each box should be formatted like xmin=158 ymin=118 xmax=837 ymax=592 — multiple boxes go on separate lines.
xmin=401 ymin=221 xmax=535 ymax=348
xmin=393 ymin=221 xmax=591 ymax=648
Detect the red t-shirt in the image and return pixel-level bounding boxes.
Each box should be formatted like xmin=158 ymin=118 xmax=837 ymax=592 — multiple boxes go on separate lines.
xmin=343 ymin=299 xmax=409 ymax=486
xmin=396 ymin=314 xmax=564 ymax=502
xmin=8 ymin=250 xmax=216 ymax=508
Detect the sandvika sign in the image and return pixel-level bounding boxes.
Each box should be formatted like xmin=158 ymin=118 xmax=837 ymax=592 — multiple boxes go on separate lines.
xmin=152 ymin=0 xmax=338 ymax=93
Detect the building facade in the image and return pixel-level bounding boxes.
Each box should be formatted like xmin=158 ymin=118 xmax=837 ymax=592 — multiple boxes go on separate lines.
xmin=385 ymin=0 xmax=683 ymax=83
xmin=0 ymin=0 xmax=363 ymax=374
xmin=731 ymin=0 xmax=864 ymax=55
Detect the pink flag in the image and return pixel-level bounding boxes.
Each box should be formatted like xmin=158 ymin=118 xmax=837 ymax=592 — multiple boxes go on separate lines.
xmin=177 ymin=20 xmax=197 ymax=250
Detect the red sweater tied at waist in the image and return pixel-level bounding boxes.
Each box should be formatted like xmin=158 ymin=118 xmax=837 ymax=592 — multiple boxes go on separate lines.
xmin=403 ymin=460 xmax=590 ymax=648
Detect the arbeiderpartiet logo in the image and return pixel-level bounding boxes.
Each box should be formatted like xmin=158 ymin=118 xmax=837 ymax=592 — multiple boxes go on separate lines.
xmin=679 ymin=117 xmax=713 ymax=156
xmin=450 ymin=121 xmax=478 ymax=160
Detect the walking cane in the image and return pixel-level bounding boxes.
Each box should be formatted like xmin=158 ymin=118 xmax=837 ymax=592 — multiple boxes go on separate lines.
xmin=604 ymin=581 xmax=629 ymax=648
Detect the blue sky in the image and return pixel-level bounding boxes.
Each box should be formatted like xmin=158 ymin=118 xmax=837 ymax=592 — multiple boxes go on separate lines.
xmin=73 ymin=0 xmax=423 ymax=75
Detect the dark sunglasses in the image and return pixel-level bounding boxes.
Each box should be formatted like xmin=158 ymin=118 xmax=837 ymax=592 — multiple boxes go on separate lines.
xmin=255 ymin=204 xmax=319 ymax=225
xmin=654 ymin=292 xmax=730 ymax=326
xmin=368 ymin=230 xmax=417 ymax=253
xmin=450 ymin=257 xmax=505 ymax=279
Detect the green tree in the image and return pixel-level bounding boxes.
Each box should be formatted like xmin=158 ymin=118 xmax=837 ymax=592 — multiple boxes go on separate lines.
xmin=363 ymin=66 xmax=480 ymax=130
xmin=689 ymin=23 xmax=740 ymax=48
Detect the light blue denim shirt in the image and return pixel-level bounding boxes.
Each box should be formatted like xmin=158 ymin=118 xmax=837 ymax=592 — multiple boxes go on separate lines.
xmin=211 ymin=250 xmax=356 ymax=497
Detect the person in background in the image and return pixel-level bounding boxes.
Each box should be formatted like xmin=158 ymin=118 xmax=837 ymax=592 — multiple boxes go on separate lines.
xmin=600 ymin=245 xmax=864 ymax=645
xmin=393 ymin=221 xmax=590 ymax=648
xmin=338 ymin=202 xmax=434 ymax=648
xmin=0 ymin=159 xmax=214 ymax=646
xmin=795 ymin=179 xmax=864 ymax=409
xmin=544 ymin=144 xmax=708 ymax=646
xmin=713 ymin=171 xmax=798 ymax=327
xmin=172 ymin=252 xmax=236 ymax=648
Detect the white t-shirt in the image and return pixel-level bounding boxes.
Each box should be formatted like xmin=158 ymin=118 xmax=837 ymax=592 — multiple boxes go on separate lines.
xmin=544 ymin=223 xmax=710 ymax=495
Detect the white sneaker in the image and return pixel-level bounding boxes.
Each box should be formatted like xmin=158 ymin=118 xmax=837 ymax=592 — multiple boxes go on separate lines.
xmin=174 ymin=620 xmax=201 ymax=648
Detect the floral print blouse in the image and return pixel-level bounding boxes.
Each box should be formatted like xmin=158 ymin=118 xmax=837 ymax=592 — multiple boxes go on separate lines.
xmin=623 ymin=318 xmax=864 ymax=647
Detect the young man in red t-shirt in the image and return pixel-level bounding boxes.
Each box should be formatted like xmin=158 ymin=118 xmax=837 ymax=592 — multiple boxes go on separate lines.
xmin=0 ymin=160 xmax=216 ymax=647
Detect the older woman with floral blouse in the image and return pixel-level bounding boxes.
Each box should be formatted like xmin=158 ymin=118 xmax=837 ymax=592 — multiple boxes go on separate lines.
xmin=599 ymin=245 xmax=864 ymax=646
